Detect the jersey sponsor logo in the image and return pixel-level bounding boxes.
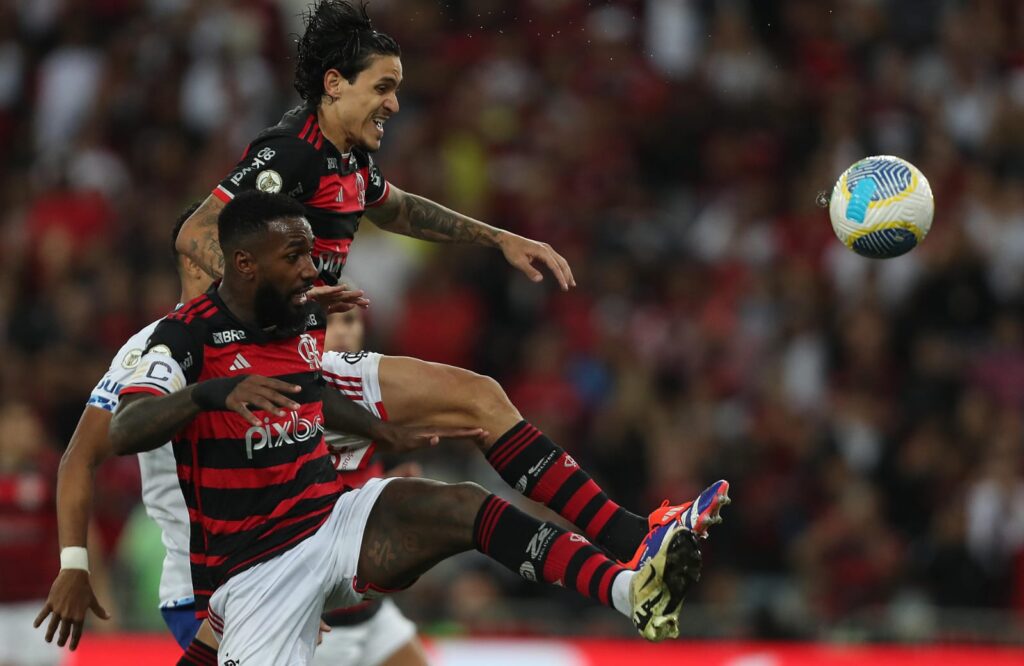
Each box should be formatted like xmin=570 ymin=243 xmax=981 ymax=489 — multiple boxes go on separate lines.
xmin=316 ymin=251 xmax=346 ymax=278
xmin=288 ymin=182 xmax=304 ymax=197
xmin=244 ymin=412 xmax=325 ymax=459
xmin=227 ymin=353 xmax=251 ymax=371
xmin=121 ymin=349 xmax=142 ymax=369
xmin=297 ymin=334 xmax=320 ymax=370
xmin=337 ymin=351 xmax=369 ymax=365
xmin=326 ymin=157 xmax=338 ymax=170
xmin=212 ymin=330 xmax=247 ymax=345
xmin=151 ymin=344 xmax=172 ymax=356
xmin=518 ymin=561 xmax=537 ymax=582
xmin=255 ymin=169 xmax=283 ymax=193
xmin=370 ymin=166 xmax=383 ymax=189
xmin=229 ymin=146 xmax=277 ymax=186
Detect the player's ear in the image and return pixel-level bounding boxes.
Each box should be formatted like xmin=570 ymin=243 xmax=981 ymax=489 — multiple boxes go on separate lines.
xmin=323 ymin=68 xmax=345 ymax=101
xmin=232 ymin=248 xmax=258 ymax=280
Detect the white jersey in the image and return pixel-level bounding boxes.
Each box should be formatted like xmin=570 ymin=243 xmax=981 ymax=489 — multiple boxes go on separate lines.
xmin=321 ymin=351 xmax=384 ymax=471
xmin=89 ymin=316 xmax=193 ymax=609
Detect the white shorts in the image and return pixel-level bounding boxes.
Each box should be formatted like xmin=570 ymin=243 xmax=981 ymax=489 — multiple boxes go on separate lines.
xmin=0 ymin=601 xmax=62 ymax=666
xmin=313 ymin=598 xmax=417 ymax=666
xmin=208 ymin=477 xmax=394 ymax=666
xmin=322 ymin=351 xmax=384 ymax=471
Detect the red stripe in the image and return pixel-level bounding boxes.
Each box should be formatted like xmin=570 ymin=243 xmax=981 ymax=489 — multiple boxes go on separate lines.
xmin=375 ymin=401 xmax=388 ymax=421
xmin=561 ymin=479 xmax=602 ymax=523
xmin=596 ymin=565 xmax=622 ymax=606
xmin=298 ymin=114 xmax=314 ymax=139
xmin=573 ymin=552 xmax=606 ymax=597
xmin=184 ymin=301 xmax=217 ymax=324
xmin=482 ymin=499 xmax=507 ymax=552
xmin=541 ymin=533 xmax=587 ymax=584
xmin=307 ymin=174 xmax=371 ymax=213
xmin=172 ymin=295 xmax=212 ymax=317
xmin=189 ymin=478 xmax=340 ymax=535
xmin=178 ymin=447 xmax=330 ymax=489
xmin=212 ymin=185 xmax=233 ymax=203
xmin=491 ymin=425 xmax=540 ymax=471
xmin=307 ymin=125 xmax=321 ymax=146
xmin=585 ymin=499 xmax=618 ymax=537
xmin=315 ymin=133 xmax=323 ymax=149
xmin=191 ymin=502 xmax=335 ymax=567
xmin=530 ymin=452 xmax=580 ymax=504
xmin=487 ymin=424 xmax=533 ymax=470
xmin=474 ymin=496 xmax=499 ymax=551
xmin=201 ymin=338 xmax=324 ymax=380
xmin=226 ymin=511 xmax=331 ymax=575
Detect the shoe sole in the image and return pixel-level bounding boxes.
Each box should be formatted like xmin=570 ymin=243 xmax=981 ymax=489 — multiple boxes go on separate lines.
xmin=687 ymin=480 xmax=731 ymax=538
xmin=633 ymin=525 xmax=702 ymax=641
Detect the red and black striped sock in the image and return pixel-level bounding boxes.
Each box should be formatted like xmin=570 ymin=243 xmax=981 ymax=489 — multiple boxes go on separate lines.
xmin=473 ymin=494 xmax=628 ymax=608
xmin=177 ymin=637 xmax=218 ymax=666
xmin=485 ymin=420 xmax=648 ymax=562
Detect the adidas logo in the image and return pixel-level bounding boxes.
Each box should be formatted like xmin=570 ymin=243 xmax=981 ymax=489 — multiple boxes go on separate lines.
xmin=228 ymin=353 xmax=251 ymax=371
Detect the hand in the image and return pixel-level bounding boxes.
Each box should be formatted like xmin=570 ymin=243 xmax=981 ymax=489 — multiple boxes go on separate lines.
xmin=34 ymin=570 xmax=110 ymax=651
xmin=318 ymin=620 xmax=331 ymax=646
xmin=306 ymin=284 xmax=370 ymax=314
xmin=498 ymin=233 xmax=576 ymax=291
xmin=372 ymin=425 xmax=489 ymax=454
xmin=225 ymin=376 xmax=302 ymax=426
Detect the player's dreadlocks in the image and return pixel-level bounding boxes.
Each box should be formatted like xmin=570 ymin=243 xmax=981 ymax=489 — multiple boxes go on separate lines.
xmin=294 ymin=1 xmax=401 ymax=103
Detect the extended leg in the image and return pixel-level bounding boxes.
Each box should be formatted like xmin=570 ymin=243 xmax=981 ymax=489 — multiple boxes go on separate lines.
xmin=377 ymin=357 xmax=649 ymax=561
xmin=354 ymin=478 xmax=702 ymax=640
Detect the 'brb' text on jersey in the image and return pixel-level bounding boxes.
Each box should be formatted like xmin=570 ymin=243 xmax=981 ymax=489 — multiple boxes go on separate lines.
xmin=213 ymin=104 xmax=390 ymax=285
xmin=120 ymin=286 xmax=342 ymax=618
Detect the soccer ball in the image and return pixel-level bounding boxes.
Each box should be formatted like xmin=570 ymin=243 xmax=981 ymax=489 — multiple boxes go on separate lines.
xmin=828 ymin=155 xmax=934 ymax=258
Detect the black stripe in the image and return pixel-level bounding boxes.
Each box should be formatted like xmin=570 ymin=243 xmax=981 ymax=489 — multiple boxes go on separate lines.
xmin=588 ymin=560 xmax=614 ymax=600
xmin=208 ymin=494 xmax=338 ymax=556
xmin=193 ymin=458 xmax=338 ymax=520
xmin=561 ymin=542 xmax=594 ymax=591
xmin=547 ymin=470 xmax=588 ymax=513
xmin=177 ymin=432 xmax=328 ymax=470
xmin=574 ymin=492 xmax=609 ymax=530
xmin=323 ymin=599 xmax=383 ymax=627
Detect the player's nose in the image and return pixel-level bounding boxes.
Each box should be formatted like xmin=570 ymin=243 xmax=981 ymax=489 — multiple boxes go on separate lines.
xmin=384 ymin=93 xmax=399 ymax=114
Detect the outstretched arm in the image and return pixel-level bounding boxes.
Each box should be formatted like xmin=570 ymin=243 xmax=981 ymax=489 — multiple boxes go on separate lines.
xmin=364 ymin=185 xmax=576 ymax=290
xmin=175 ymin=195 xmax=226 ymax=278
xmin=35 ymin=407 xmax=113 ymax=650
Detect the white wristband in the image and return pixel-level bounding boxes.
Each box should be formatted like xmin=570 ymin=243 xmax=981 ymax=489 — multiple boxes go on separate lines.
xmin=60 ymin=547 xmax=90 ymax=572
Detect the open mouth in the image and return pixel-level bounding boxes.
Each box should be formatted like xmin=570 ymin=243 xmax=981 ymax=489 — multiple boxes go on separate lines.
xmin=371 ymin=116 xmax=386 ymax=137
xmin=292 ymin=286 xmax=311 ymax=306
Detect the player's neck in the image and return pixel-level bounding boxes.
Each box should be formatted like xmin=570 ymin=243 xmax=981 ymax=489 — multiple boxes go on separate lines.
xmin=216 ymin=282 xmax=259 ymax=330
xmin=316 ymin=105 xmax=351 ymax=154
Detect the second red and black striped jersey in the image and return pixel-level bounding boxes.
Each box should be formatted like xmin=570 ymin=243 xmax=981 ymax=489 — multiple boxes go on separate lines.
xmin=213 ymin=104 xmax=390 ymax=284
xmin=120 ymin=285 xmax=342 ymax=617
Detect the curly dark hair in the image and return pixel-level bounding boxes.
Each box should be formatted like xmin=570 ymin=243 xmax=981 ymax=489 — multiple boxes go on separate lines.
xmin=294 ymin=1 xmax=401 ymax=103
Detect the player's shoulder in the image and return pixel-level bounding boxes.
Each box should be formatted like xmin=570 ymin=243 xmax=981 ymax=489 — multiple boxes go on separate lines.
xmin=252 ymin=103 xmax=323 ymax=151
xmin=109 ymin=316 xmax=166 ymax=373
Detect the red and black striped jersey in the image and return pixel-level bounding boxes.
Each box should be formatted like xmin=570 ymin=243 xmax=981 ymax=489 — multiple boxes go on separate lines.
xmin=212 ymin=104 xmax=390 ymax=284
xmin=120 ymin=286 xmax=342 ymax=617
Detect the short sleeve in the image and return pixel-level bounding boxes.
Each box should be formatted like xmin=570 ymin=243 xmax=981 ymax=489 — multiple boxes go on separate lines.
xmin=121 ymin=320 xmax=204 ymax=399
xmin=87 ymin=334 xmax=150 ymax=412
xmin=212 ymin=135 xmax=320 ymax=203
xmin=364 ymin=153 xmax=389 ymax=207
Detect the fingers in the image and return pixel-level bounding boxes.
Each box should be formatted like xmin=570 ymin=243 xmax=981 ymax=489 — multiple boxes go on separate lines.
xmin=33 ymin=604 xmax=51 ymax=629
xmin=57 ymin=616 xmax=73 ymax=647
xmin=90 ymin=596 xmax=111 ymax=620
xmin=231 ymin=402 xmax=260 ymax=427
xmin=70 ymin=621 xmax=83 ymax=651
xmin=45 ymin=613 xmax=60 ymax=643
xmin=249 ymin=377 xmax=302 ymax=394
xmin=421 ymin=427 xmax=488 ymax=441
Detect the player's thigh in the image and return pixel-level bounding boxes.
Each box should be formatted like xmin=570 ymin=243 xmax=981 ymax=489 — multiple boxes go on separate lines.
xmin=356 ymin=478 xmax=488 ymax=588
xmin=378 ymin=355 xmax=520 ymax=431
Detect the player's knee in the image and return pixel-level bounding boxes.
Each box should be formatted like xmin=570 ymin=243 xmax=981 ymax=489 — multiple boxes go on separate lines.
xmin=454 ymin=372 xmax=518 ymax=443
xmin=437 ymin=481 xmax=490 ymax=527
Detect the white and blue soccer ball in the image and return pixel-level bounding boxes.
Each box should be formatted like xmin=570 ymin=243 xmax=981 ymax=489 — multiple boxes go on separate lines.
xmin=828 ymin=155 xmax=934 ymax=259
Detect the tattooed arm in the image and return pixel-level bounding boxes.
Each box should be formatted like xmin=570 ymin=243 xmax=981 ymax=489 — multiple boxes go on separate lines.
xmin=175 ymin=195 xmax=226 ymax=279
xmin=364 ymin=185 xmax=576 ymax=290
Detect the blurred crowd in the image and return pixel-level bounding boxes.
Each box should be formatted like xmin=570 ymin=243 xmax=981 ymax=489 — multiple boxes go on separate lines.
xmin=2 ymin=0 xmax=1024 ymax=646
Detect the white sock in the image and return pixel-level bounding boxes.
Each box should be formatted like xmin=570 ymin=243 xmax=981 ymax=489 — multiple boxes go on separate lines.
xmin=610 ymin=569 xmax=635 ymax=617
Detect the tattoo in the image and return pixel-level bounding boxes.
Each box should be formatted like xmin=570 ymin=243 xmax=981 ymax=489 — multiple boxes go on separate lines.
xmin=403 ymin=193 xmax=503 ymax=245
xmin=181 ymin=199 xmax=225 ymax=278
xmin=364 ymin=529 xmax=422 ymax=581
xmin=369 ymin=190 xmax=503 ymax=247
